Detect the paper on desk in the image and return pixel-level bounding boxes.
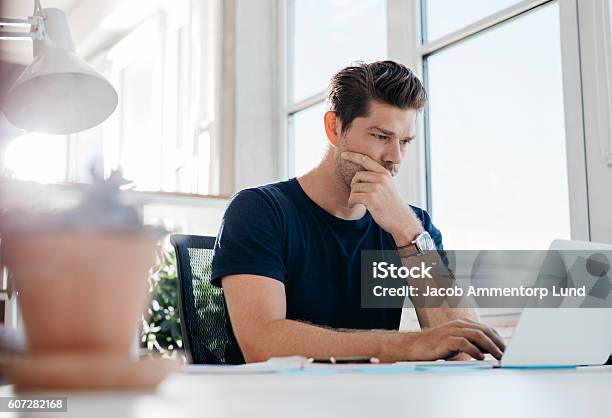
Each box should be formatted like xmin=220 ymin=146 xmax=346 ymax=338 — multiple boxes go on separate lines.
xmin=182 ymin=357 xmax=494 ymax=375
xmin=181 ymin=356 xmax=308 ymax=374
xmin=298 ymin=362 xmax=417 ymax=375
xmin=397 ymin=360 xmax=497 ymax=370
xmin=182 ymin=357 xmax=417 ymax=375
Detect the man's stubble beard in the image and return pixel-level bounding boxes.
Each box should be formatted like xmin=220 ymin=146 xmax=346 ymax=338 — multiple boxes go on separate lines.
xmin=333 ymin=136 xmax=361 ymax=192
xmin=333 ymin=135 xmax=399 ymax=192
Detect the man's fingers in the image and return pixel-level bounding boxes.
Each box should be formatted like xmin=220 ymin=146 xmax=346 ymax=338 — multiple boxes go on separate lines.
xmin=350 ymin=182 xmax=377 ymax=194
xmin=458 ymin=320 xmax=506 ymax=353
xmin=347 ymin=192 xmax=368 ymax=208
xmin=350 ymin=170 xmax=383 ymax=187
xmin=341 ymin=152 xmax=388 ymax=174
xmin=462 ymin=318 xmax=505 ymax=345
xmin=457 ymin=329 xmax=503 ymax=360
xmin=448 ymin=337 xmax=485 ymax=360
xmin=474 ymin=319 xmax=504 ymax=340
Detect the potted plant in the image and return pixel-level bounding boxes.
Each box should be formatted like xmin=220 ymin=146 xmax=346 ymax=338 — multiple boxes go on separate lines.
xmin=0 ymin=171 xmax=177 ymax=391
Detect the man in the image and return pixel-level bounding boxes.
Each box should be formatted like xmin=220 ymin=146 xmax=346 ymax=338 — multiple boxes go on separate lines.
xmin=211 ymin=60 xmax=505 ymax=363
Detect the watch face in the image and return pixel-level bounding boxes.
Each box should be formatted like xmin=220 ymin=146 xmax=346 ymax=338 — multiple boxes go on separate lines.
xmin=417 ymin=232 xmax=434 ymax=252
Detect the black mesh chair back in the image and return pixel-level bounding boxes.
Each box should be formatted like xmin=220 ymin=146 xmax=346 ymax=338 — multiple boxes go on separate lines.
xmin=170 ymin=234 xmax=242 ymax=364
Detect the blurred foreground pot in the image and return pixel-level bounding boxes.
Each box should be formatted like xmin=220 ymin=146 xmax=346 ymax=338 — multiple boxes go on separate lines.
xmin=3 ymin=231 xmax=157 ymax=357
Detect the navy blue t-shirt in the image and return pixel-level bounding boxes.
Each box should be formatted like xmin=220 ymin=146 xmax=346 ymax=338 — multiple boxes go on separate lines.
xmin=211 ymin=178 xmax=443 ymax=333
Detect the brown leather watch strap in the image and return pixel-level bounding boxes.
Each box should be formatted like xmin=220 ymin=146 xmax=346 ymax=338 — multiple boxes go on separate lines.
xmin=397 ymin=242 xmax=419 ymax=258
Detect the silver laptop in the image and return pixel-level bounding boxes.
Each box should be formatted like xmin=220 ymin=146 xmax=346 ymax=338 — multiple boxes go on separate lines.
xmin=402 ymin=239 xmax=612 ymax=368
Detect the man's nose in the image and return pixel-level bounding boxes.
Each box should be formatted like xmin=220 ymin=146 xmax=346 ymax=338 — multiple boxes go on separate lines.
xmin=383 ymin=141 xmax=403 ymax=165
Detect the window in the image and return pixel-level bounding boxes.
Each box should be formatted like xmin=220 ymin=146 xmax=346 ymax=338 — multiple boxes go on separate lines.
xmin=289 ymin=102 xmax=328 ymax=176
xmin=102 ymin=0 xmax=219 ymax=194
xmin=2 ymin=0 xmax=219 ymax=196
xmin=108 ymin=19 xmax=163 ymax=192
xmin=3 ymin=134 xmax=68 ymax=184
xmin=422 ymin=1 xmax=574 ymax=249
xmin=286 ymin=0 xmax=387 ymax=176
xmin=423 ymin=0 xmax=523 ymax=41
xmin=289 ymin=0 xmax=388 ymax=102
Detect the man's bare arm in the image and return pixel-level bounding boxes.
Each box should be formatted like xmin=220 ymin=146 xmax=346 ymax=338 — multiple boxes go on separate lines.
xmin=405 ymin=253 xmax=480 ymax=327
xmin=222 ymin=274 xmax=504 ymax=363
xmin=404 ymin=252 xmax=489 ymax=358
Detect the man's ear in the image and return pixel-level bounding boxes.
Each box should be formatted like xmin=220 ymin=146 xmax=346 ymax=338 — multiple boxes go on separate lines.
xmin=324 ymin=111 xmax=340 ymax=146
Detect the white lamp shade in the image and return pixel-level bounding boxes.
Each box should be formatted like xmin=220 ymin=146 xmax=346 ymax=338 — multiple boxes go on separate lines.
xmin=3 ymin=9 xmax=118 ymax=135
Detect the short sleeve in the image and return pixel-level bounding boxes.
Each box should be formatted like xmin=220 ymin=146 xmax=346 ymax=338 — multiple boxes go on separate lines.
xmin=409 ymin=205 xmax=454 ymax=275
xmin=409 ymin=205 xmax=444 ymax=250
xmin=419 ymin=209 xmax=444 ymax=251
xmin=211 ymin=189 xmax=286 ymax=287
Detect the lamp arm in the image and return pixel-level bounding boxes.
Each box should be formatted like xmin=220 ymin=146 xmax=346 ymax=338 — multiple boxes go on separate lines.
xmin=0 ymin=15 xmax=45 ymax=40
xmin=34 ymin=0 xmax=43 ymax=15
xmin=0 ymin=17 xmax=36 ymax=27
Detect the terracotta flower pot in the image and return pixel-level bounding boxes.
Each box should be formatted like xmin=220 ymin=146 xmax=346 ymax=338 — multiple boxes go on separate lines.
xmin=3 ymin=231 xmax=158 ymax=358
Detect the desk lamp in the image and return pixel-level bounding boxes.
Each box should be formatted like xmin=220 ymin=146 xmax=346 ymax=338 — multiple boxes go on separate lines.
xmin=0 ymin=0 xmax=118 ymax=134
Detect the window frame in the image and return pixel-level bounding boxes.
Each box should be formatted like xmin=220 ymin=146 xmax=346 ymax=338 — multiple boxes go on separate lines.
xmin=396 ymin=0 xmax=592 ymax=322
xmin=279 ymin=0 xmax=390 ymax=179
xmin=278 ymin=0 xmax=597 ymax=322
xmin=276 ymin=0 xmax=612 ymax=248
xmin=103 ymin=2 xmax=220 ymax=196
xmin=397 ymin=0 xmax=591 ymax=242
xmin=576 ymin=0 xmax=612 ymax=242
xmin=53 ymin=0 xmax=224 ymax=199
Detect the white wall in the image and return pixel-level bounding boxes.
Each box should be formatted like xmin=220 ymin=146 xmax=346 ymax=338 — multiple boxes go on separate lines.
xmin=231 ymin=0 xmax=281 ymax=192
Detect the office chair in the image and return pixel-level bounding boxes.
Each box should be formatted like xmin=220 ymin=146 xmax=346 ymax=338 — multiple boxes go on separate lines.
xmin=170 ymin=234 xmax=243 ymax=364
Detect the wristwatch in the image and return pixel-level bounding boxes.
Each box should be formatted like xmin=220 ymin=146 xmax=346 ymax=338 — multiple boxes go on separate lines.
xmin=397 ymin=231 xmax=434 ymax=257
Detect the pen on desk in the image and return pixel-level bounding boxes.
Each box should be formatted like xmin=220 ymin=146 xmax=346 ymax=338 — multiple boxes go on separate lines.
xmin=308 ymin=356 xmax=380 ymax=364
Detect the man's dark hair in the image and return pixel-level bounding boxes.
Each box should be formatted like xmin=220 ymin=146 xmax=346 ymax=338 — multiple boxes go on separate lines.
xmin=326 ymin=60 xmax=427 ymax=134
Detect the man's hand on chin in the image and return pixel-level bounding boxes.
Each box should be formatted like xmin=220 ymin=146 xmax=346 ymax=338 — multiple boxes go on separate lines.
xmin=341 ymin=151 xmax=423 ymax=247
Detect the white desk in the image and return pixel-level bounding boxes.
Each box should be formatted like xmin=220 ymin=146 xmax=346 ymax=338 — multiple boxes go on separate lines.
xmin=1 ymin=366 xmax=611 ymax=418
